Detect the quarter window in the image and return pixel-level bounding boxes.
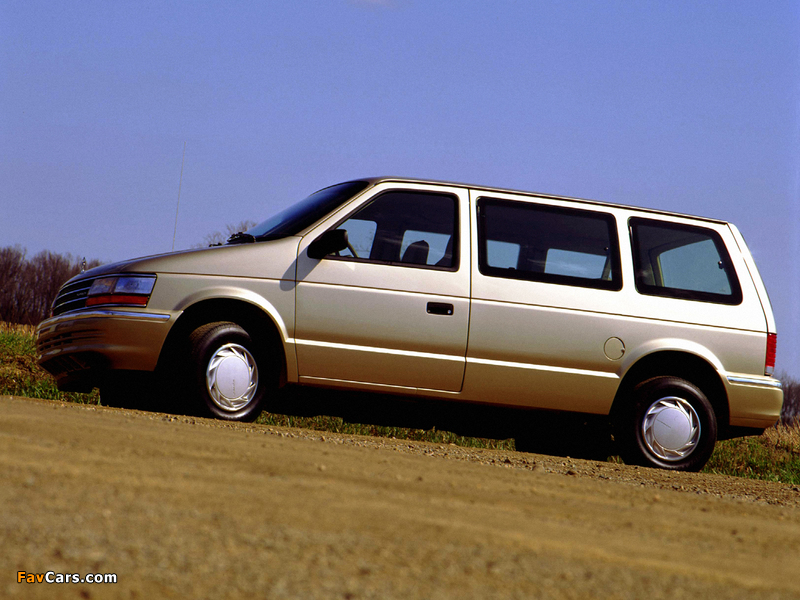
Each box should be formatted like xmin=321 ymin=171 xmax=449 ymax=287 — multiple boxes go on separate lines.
xmin=478 ymin=198 xmax=621 ymax=290
xmin=329 ymin=191 xmax=458 ymax=269
xmin=630 ymin=218 xmax=742 ymax=304
xmin=339 ymin=219 xmax=377 ymax=258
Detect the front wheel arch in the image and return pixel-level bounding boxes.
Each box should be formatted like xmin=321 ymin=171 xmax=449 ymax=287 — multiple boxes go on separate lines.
xmin=158 ymin=299 xmax=287 ymax=375
xmin=155 ymin=299 xmax=287 ymax=415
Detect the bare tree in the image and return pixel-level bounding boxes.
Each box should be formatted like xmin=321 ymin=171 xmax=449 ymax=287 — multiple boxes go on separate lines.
xmin=29 ymin=251 xmax=76 ymax=322
xmin=0 ymin=247 xmax=101 ymax=325
xmin=0 ymin=246 xmax=28 ymax=323
xmin=780 ymin=373 xmax=800 ymax=425
xmin=195 ymin=220 xmax=258 ymax=248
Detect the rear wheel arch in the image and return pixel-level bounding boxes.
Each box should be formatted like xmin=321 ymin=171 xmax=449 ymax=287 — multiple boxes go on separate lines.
xmin=610 ymin=350 xmax=729 ymax=434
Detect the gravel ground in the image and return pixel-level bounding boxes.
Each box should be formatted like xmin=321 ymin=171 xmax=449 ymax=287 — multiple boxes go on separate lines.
xmin=2 ymin=394 xmax=799 ymax=599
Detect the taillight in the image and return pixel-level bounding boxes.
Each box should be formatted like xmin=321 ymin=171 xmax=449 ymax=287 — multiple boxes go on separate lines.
xmin=765 ymin=332 xmax=777 ymax=376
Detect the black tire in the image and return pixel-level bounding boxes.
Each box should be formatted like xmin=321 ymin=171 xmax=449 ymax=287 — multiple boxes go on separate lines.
xmin=616 ymin=376 xmax=717 ymax=472
xmin=187 ymin=322 xmax=273 ymax=422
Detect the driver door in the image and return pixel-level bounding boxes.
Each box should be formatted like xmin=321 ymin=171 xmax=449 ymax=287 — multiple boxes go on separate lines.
xmin=294 ymin=184 xmax=470 ymax=392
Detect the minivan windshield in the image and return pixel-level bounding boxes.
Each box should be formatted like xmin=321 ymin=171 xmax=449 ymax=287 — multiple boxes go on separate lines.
xmin=245 ymin=181 xmax=370 ymax=241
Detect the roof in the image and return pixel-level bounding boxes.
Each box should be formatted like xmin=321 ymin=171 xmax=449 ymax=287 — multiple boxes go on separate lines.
xmin=356 ymin=176 xmax=729 ymax=226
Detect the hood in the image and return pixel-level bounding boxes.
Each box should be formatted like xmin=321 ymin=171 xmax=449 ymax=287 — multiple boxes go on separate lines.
xmin=71 ymin=236 xmax=302 ymax=283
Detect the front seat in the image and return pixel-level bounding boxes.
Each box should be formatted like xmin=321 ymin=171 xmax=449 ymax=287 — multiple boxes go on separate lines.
xmin=401 ymin=240 xmax=430 ymax=265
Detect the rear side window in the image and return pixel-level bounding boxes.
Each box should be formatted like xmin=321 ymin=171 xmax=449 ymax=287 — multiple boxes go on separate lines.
xmin=477 ymin=198 xmax=622 ymax=291
xmin=630 ymin=217 xmax=742 ymax=305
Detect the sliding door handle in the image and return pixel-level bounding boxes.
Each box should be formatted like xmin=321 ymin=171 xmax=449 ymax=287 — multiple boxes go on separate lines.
xmin=427 ymin=302 xmax=454 ymax=316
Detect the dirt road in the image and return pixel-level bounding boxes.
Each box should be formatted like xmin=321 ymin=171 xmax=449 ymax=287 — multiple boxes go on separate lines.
xmin=2 ymin=394 xmax=799 ymax=599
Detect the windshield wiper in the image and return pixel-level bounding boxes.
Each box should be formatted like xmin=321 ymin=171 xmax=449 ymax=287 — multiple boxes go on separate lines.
xmin=227 ymin=232 xmax=256 ymax=245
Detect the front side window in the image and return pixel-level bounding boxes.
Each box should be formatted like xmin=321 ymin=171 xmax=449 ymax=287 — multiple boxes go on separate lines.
xmin=477 ymin=198 xmax=622 ymax=290
xmin=630 ymin=217 xmax=742 ymax=304
xmin=326 ymin=190 xmax=458 ymax=269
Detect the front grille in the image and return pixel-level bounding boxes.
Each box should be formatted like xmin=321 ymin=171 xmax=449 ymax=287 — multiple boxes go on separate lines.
xmin=51 ymin=277 xmax=96 ymax=316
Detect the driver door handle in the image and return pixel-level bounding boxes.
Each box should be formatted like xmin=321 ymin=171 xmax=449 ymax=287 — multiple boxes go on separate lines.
xmin=427 ymin=302 xmax=454 ymax=316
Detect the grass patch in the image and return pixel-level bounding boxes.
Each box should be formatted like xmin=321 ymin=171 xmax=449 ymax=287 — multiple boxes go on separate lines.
xmin=255 ymin=411 xmax=515 ymax=450
xmin=0 ymin=322 xmax=99 ymax=405
xmin=704 ymin=425 xmax=800 ymax=485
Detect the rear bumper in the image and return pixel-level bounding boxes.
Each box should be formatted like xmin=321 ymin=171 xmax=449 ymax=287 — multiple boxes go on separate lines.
xmin=725 ymin=374 xmax=784 ymax=428
xmin=36 ymin=309 xmax=175 ymax=392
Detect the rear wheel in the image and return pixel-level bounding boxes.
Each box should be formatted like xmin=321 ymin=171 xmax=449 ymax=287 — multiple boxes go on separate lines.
xmin=617 ymin=376 xmax=717 ymax=471
xmin=188 ymin=322 xmax=273 ymax=422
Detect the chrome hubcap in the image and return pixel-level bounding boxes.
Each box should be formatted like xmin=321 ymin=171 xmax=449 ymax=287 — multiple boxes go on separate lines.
xmin=642 ymin=396 xmax=701 ymax=462
xmin=206 ymin=343 xmax=258 ymax=412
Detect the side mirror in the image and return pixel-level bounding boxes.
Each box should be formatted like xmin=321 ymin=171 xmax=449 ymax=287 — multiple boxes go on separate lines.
xmin=307 ymin=229 xmax=349 ymax=260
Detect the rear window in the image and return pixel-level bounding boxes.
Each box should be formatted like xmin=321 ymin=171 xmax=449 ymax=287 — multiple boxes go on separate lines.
xmin=477 ymin=198 xmax=622 ymax=291
xmin=630 ymin=217 xmax=742 ymax=305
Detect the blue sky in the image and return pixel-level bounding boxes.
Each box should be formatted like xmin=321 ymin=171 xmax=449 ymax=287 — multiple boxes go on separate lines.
xmin=2 ymin=1 xmax=798 ymax=375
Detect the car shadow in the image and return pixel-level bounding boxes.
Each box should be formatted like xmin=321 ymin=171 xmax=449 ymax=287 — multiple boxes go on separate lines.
xmin=264 ymin=385 xmax=615 ymax=460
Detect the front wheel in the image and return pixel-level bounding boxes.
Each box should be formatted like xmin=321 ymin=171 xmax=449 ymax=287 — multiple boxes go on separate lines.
xmin=616 ymin=376 xmax=717 ymax=472
xmin=188 ymin=322 xmax=271 ymax=422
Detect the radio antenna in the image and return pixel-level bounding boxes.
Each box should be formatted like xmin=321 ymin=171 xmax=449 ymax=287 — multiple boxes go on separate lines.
xmin=172 ymin=141 xmax=186 ymax=252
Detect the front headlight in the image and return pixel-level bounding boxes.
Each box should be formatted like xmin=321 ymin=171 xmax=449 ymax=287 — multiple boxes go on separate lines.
xmin=85 ymin=275 xmax=156 ymax=308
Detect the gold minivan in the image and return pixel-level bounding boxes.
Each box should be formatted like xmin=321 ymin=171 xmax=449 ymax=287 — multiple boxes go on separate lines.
xmin=36 ymin=177 xmax=783 ymax=471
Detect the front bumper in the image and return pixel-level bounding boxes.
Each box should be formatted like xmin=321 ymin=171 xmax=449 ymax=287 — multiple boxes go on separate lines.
xmin=36 ymin=309 xmax=175 ymax=392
